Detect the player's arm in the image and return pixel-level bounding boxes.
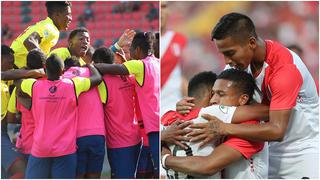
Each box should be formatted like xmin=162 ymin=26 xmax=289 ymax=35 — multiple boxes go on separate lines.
xmin=1 ymin=69 xmax=45 ymax=81
xmin=94 ymin=63 xmax=129 ymax=76
xmin=163 ymin=144 xmax=242 ymax=176
xmin=23 ymin=32 xmax=42 ymax=51
xmin=87 ymin=64 xmax=102 ymax=88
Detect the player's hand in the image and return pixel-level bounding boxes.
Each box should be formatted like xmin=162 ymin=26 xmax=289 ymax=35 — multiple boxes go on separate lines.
xmin=188 ymin=114 xmax=227 ymax=148
xmin=176 ymin=97 xmax=195 ymax=115
xmin=161 ymin=120 xmax=192 ymax=149
xmin=117 ymin=29 xmax=136 ymax=48
xmin=115 ymin=48 xmax=127 ymax=63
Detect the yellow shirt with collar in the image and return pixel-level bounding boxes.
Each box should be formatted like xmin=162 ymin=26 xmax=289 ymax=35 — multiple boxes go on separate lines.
xmin=11 ymin=17 xmax=60 ymax=68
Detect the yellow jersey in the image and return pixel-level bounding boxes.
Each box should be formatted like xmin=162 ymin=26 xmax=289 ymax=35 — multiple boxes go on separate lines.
xmin=11 ymin=17 xmax=60 ymax=68
xmin=1 ymin=81 xmax=10 ymax=120
xmin=49 ymin=47 xmax=86 ymax=66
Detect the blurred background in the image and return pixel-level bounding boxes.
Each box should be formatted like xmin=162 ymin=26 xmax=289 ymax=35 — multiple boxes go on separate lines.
xmin=1 ymin=1 xmax=159 ymax=178
xmin=163 ymin=1 xmax=319 ymax=88
xmin=1 ymin=1 xmax=159 ymax=48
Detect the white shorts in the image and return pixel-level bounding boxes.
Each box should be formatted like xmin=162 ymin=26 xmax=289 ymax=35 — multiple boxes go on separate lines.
xmin=269 ymin=153 xmax=319 ymax=179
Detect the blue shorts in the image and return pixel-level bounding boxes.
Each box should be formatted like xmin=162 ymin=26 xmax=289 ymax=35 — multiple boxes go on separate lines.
xmin=136 ymin=145 xmax=154 ymax=178
xmin=148 ymin=132 xmax=159 ymax=177
xmin=76 ymin=135 xmax=105 ymax=175
xmin=1 ymin=132 xmax=24 ymax=171
xmin=25 ymin=153 xmax=77 ymax=178
xmin=107 ymin=142 xmax=141 ymax=178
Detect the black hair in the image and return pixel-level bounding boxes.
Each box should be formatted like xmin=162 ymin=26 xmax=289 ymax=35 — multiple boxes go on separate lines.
xmin=131 ymin=32 xmax=154 ymax=56
xmin=27 ymin=49 xmax=46 ymax=69
xmin=217 ymin=69 xmax=257 ymax=103
xmin=211 ymin=12 xmax=257 ymax=43
xmin=68 ymin=27 xmax=89 ymax=41
xmin=64 ymin=57 xmax=80 ymax=70
xmin=46 ymin=1 xmax=71 ymax=16
xmin=46 ymin=54 xmax=64 ymax=75
xmin=1 ymin=45 xmax=14 ymax=55
xmin=188 ymin=71 xmax=217 ymax=98
xmin=92 ymin=47 xmax=114 ymax=64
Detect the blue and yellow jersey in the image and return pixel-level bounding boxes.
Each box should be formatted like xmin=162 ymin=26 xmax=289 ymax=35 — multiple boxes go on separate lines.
xmin=11 ymin=17 xmax=60 ymax=68
xmin=49 ymin=47 xmax=86 ymax=66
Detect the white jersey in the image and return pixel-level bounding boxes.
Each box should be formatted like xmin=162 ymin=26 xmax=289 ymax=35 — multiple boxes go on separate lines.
xmin=160 ymin=31 xmax=187 ymax=116
xmin=164 ymin=105 xmax=236 ymax=179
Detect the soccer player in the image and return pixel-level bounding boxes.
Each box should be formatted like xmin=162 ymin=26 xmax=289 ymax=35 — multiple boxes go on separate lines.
xmin=1 ymin=45 xmax=27 ymax=179
xmin=95 ymin=31 xmax=160 ymax=177
xmin=7 ymin=49 xmax=47 ymax=158
xmin=10 ymin=1 xmax=72 ymax=68
xmin=49 ymin=27 xmax=90 ymax=65
xmin=62 ymin=56 xmax=105 ymax=179
xmin=162 ymin=69 xmax=267 ymax=179
xmin=180 ymin=13 xmax=319 ymax=178
xmin=17 ymin=54 xmax=101 ymax=178
xmin=92 ymin=47 xmax=141 ymax=178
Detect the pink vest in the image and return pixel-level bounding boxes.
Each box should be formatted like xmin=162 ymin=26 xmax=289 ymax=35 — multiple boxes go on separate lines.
xmin=16 ymin=99 xmax=34 ymax=154
xmin=135 ymin=55 xmax=160 ymax=134
xmin=63 ymin=67 xmax=105 ymax=138
xmin=103 ymin=74 xmax=140 ymax=148
xmin=31 ymin=78 xmax=78 ymax=157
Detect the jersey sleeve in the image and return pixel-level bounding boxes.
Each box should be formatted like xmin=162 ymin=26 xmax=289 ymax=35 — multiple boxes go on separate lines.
xmin=223 ymin=120 xmax=264 ymax=159
xmin=269 ymin=64 xmax=302 ymax=110
xmin=71 ymin=77 xmax=91 ymax=98
xmin=97 ymin=80 xmax=108 ymax=104
xmin=123 ymin=60 xmax=144 ymax=86
xmin=199 ymin=105 xmax=237 ymax=124
xmin=21 ymin=79 xmax=37 ymax=97
xmin=7 ymin=88 xmax=17 ymax=113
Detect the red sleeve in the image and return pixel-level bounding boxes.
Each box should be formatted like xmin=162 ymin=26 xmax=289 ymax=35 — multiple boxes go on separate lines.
xmin=269 ymin=64 xmax=302 ymax=110
xmin=223 ymin=120 xmax=264 ymax=159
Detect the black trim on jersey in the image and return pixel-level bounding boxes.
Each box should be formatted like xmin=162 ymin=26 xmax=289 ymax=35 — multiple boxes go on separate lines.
xmin=102 ymin=79 xmax=108 ymax=105
xmin=136 ymin=61 xmax=145 ymax=87
xmin=70 ymin=79 xmax=78 ymax=106
xmin=29 ymin=81 xmax=36 ymax=110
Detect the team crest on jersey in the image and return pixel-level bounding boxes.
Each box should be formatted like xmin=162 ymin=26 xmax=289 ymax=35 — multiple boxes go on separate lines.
xmin=49 ymin=86 xmax=57 ymax=93
xmin=219 ymin=105 xmax=228 ymax=114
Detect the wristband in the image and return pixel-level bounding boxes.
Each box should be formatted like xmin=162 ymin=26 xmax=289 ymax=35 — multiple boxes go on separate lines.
xmin=161 ymin=154 xmax=171 ymax=169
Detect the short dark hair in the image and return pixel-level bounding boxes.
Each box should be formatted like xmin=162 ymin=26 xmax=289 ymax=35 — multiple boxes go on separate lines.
xmin=1 ymin=45 xmax=14 ymax=55
xmin=92 ymin=47 xmax=114 ymax=64
xmin=64 ymin=57 xmax=80 ymax=70
xmin=131 ymin=32 xmax=154 ymax=56
xmin=211 ymin=13 xmax=257 ymax=43
xmin=217 ymin=69 xmax=257 ymax=103
xmin=153 ymin=32 xmax=159 ymax=58
xmin=188 ymin=71 xmax=217 ymax=98
xmin=27 ymin=49 xmax=46 ymax=69
xmin=46 ymin=54 xmax=64 ymax=75
xmin=46 ymin=1 xmax=71 ymax=16
xmin=68 ymin=27 xmax=89 ymax=41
